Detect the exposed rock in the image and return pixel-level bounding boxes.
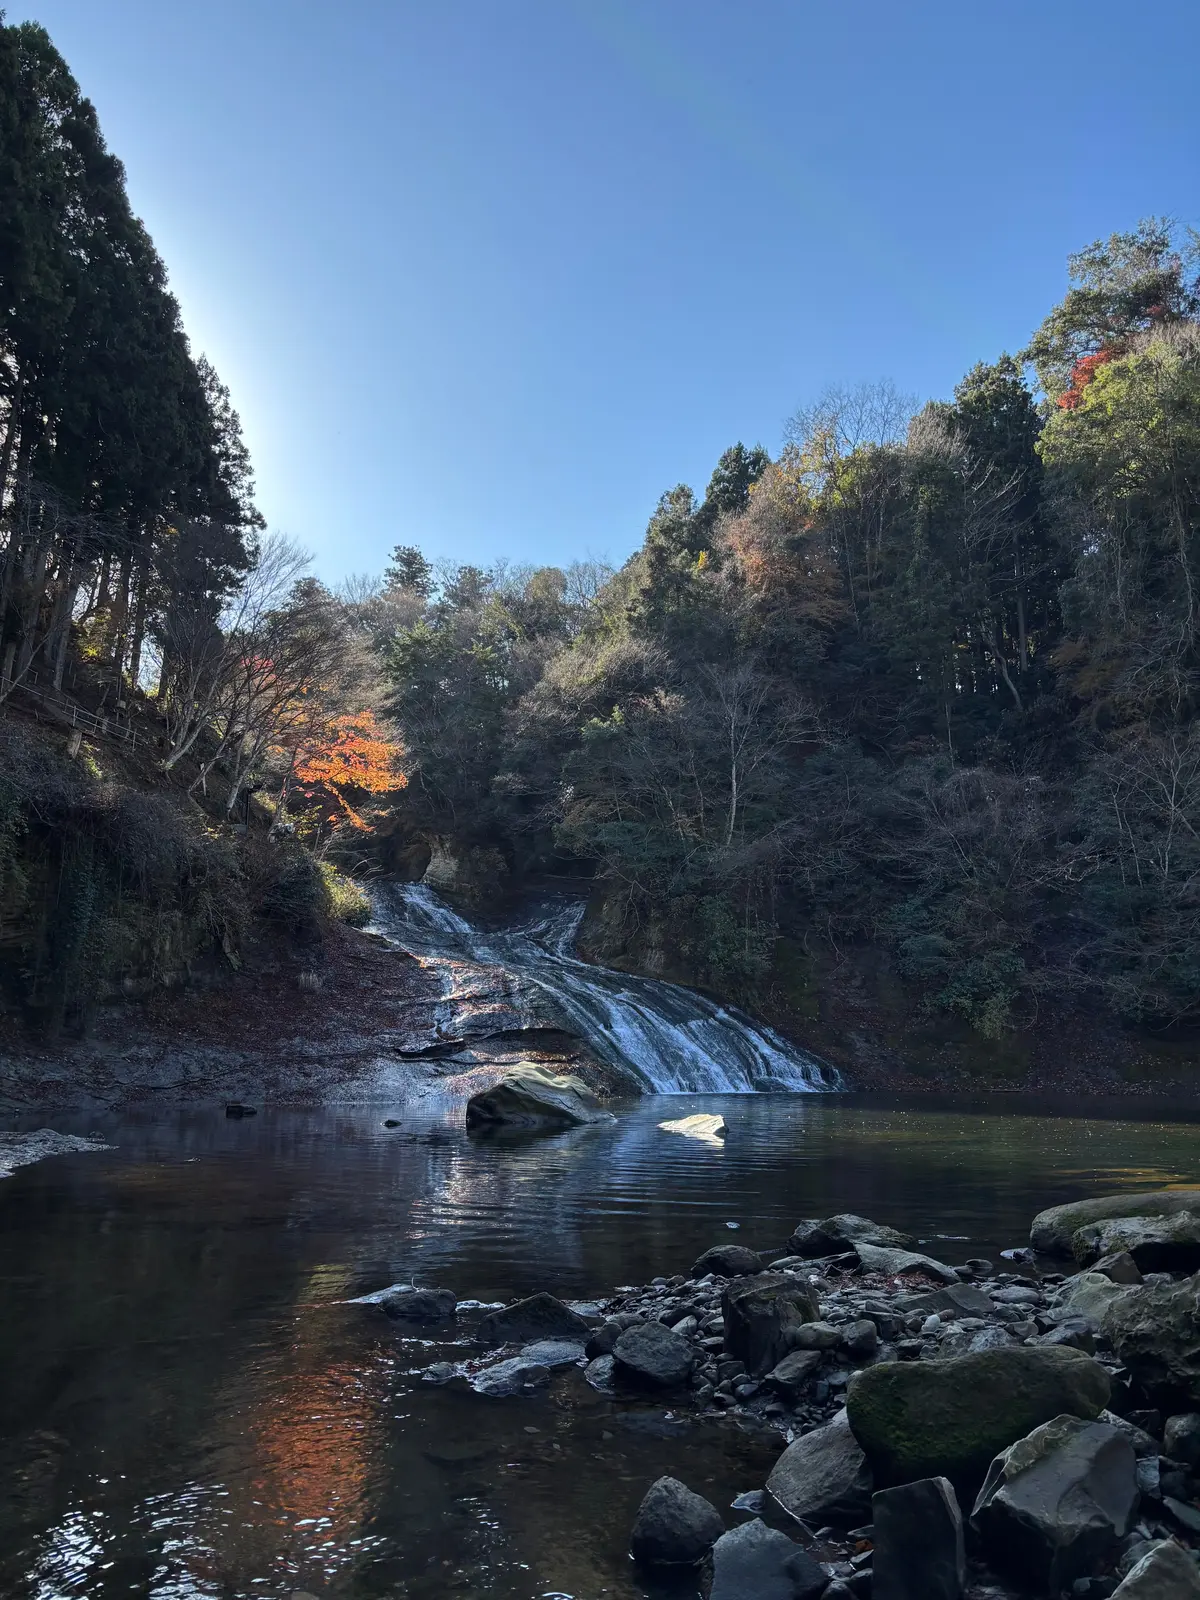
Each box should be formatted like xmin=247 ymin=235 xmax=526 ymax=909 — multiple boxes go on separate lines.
xmin=792 ymin=1321 xmax=843 ymax=1351
xmin=1031 ymin=1191 xmax=1200 ymax=1256
xmin=585 ymin=1321 xmax=622 ymax=1358
xmin=584 ymin=1355 xmax=615 ymax=1392
xmin=518 ymin=1339 xmax=585 ymax=1367
xmin=708 ymin=1517 xmax=830 ymax=1600
xmin=723 ymin=1274 xmax=821 ymax=1375
xmin=789 ymin=1214 xmax=915 ymax=1258
xmin=1102 ymin=1273 xmax=1200 ymax=1405
xmin=851 ymin=1242 xmax=960 ymax=1283
xmin=660 ymin=1114 xmax=727 ymax=1143
xmin=1111 ymin=1539 xmax=1200 ymax=1598
xmin=871 ymin=1476 xmax=965 ymax=1600
xmin=1074 ymin=1213 xmax=1200 ymax=1273
xmin=894 ymin=1284 xmax=994 ymax=1319
xmin=0 ymin=1129 xmax=112 ymax=1178
xmin=841 ymin=1319 xmax=879 ymax=1358
xmin=1048 ymin=1270 xmax=1139 ymax=1331
xmin=629 ymin=1475 xmax=724 ymax=1568
xmin=1100 ymin=1409 xmax=1159 ymax=1458
xmin=380 ymin=1286 xmax=457 ymax=1322
xmin=846 ymin=1346 xmax=1111 ymax=1489
xmin=613 ymin=1321 xmax=695 ymax=1388
xmin=1095 ymin=1250 xmax=1145 ymax=1285
xmin=1164 ymin=1413 xmax=1200 ymax=1469
xmin=765 ymin=1349 xmax=824 ymax=1401
xmin=476 ymin=1292 xmax=591 ymax=1345
xmin=469 ymin=1357 xmax=552 ymax=1396
xmin=971 ymin=1416 xmax=1138 ymax=1592
xmin=1165 ymin=1498 xmax=1200 ymax=1537
xmin=464 ymin=1065 xmax=615 ymax=1129
xmin=967 ymin=1325 xmax=1019 ymax=1353
xmin=693 ymin=1244 xmax=765 ymax=1278
xmin=765 ymin=1408 xmax=873 ymax=1528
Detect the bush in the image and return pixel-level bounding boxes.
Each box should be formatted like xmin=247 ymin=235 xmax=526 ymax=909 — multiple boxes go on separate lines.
xmin=319 ymin=861 xmax=371 ymax=925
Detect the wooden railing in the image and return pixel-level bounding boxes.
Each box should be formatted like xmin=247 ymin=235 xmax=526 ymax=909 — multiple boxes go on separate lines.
xmin=9 ymin=670 xmax=140 ymax=748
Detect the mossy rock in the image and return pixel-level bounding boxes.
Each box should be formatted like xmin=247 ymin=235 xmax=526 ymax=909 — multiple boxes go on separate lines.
xmin=1030 ymin=1191 xmax=1200 ymax=1255
xmin=846 ymin=1346 xmax=1110 ymax=1490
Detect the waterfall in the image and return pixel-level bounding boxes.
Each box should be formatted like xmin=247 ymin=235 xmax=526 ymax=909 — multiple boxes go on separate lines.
xmin=370 ymin=882 xmax=839 ymax=1095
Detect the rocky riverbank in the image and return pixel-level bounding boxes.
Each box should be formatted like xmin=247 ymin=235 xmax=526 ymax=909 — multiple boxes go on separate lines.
xmin=363 ymin=1195 xmax=1200 ymax=1599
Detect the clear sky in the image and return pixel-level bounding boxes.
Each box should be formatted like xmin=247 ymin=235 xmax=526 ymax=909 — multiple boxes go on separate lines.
xmin=14 ymin=0 xmax=1200 ymax=581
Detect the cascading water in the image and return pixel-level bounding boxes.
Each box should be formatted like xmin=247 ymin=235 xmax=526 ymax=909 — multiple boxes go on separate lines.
xmin=370 ymin=882 xmax=838 ymax=1095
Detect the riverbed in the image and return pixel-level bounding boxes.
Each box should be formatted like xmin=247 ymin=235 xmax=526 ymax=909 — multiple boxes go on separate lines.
xmin=1 ymin=1093 xmax=1198 ymax=1599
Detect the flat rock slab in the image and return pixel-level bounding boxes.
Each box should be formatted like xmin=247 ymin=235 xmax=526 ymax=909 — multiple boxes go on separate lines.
xmin=895 ymin=1283 xmax=994 ymax=1319
xmin=709 ymin=1517 xmax=829 ymax=1600
xmin=0 ymin=1129 xmax=111 ymax=1179
xmin=477 ymin=1292 xmax=591 ymax=1345
xmin=1031 ymin=1191 xmax=1200 ymax=1256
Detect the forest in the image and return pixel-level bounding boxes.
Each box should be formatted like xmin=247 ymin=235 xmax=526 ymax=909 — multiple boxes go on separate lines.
xmin=0 ymin=16 xmax=1197 ymax=1046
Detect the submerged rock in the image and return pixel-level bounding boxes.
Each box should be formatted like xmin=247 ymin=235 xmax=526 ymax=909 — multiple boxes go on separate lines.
xmin=476 ymin=1292 xmax=591 ymax=1345
xmin=613 ymin=1321 xmax=695 ymax=1389
xmin=846 ymin=1345 xmax=1111 ymax=1489
xmin=708 ymin=1516 xmax=830 ymax=1600
xmin=629 ymin=1475 xmax=724 ymax=1568
xmin=872 ymin=1476 xmax=965 ymax=1600
xmin=765 ymin=1407 xmax=873 ymax=1528
xmin=1030 ymin=1191 xmax=1200 ymax=1256
xmin=789 ymin=1214 xmax=915 ymax=1258
xmin=723 ymin=1273 xmax=821 ymax=1375
xmin=1102 ymin=1273 xmax=1200 ymax=1404
xmin=464 ymin=1065 xmax=615 ymax=1129
xmin=971 ymin=1415 xmax=1138 ymax=1592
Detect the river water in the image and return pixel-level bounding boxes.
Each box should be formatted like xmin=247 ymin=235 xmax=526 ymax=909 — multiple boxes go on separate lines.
xmin=2 ymin=1093 xmax=1199 ymax=1600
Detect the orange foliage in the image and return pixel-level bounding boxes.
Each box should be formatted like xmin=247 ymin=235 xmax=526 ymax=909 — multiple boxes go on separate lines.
xmin=1057 ymin=346 xmax=1115 ymax=410
xmin=292 ymin=709 xmax=406 ymax=830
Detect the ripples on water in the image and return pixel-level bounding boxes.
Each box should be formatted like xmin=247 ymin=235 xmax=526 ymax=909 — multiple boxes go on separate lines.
xmin=2 ymin=1095 xmax=1199 ymax=1598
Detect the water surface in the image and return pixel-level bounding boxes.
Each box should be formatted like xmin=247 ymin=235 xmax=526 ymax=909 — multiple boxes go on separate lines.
xmin=2 ymin=1094 xmax=1198 ymax=1600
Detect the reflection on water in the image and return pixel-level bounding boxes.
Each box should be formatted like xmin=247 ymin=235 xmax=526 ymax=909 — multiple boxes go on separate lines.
xmin=2 ymin=1094 xmax=1199 ymax=1598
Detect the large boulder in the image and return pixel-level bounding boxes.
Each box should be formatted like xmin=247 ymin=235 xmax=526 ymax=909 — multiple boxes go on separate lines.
xmin=465 ymin=1066 xmax=615 ymax=1129
xmin=1031 ymin=1191 xmax=1200 ymax=1256
xmin=1101 ymin=1272 xmax=1200 ymax=1405
xmin=723 ymin=1273 xmax=821 ymax=1375
xmin=613 ymin=1321 xmax=695 ymax=1389
xmin=872 ymin=1477 xmax=965 ymax=1600
xmin=765 ymin=1408 xmax=873 ymax=1528
xmin=1074 ymin=1213 xmax=1200 ymax=1274
xmin=629 ymin=1476 xmax=724 ymax=1568
xmin=845 ymin=1346 xmax=1110 ymax=1490
xmin=708 ymin=1517 xmax=830 ymax=1600
xmin=789 ymin=1213 xmax=915 ymax=1258
xmin=692 ymin=1243 xmax=765 ymax=1278
xmin=1111 ymin=1539 xmax=1200 ymax=1598
xmin=971 ymin=1416 xmax=1138 ymax=1592
xmin=476 ymin=1292 xmax=591 ymax=1345
xmin=1048 ymin=1270 xmax=1139 ymax=1331
xmin=851 ymin=1242 xmax=960 ymax=1283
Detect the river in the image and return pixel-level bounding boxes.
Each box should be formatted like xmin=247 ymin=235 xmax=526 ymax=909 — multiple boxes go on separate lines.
xmin=2 ymin=1094 xmax=1199 ymax=1599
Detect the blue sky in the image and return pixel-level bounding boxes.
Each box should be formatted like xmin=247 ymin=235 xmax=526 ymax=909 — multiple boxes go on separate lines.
xmin=15 ymin=0 xmax=1200 ymax=581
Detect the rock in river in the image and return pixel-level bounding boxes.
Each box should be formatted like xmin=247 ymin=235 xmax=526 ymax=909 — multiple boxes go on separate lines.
xmin=789 ymin=1213 xmax=915 ymax=1257
xmin=709 ymin=1517 xmax=830 ymax=1600
xmin=722 ymin=1273 xmax=821 ymax=1375
xmin=692 ymin=1243 xmax=765 ymax=1278
xmin=851 ymin=1241 xmax=961 ymax=1283
xmin=1101 ymin=1272 xmax=1200 ymax=1404
xmin=629 ymin=1475 xmax=724 ymax=1568
xmin=872 ymin=1476 xmax=966 ymax=1600
xmin=464 ymin=1065 xmax=616 ymax=1129
xmin=381 ymin=1286 xmax=457 ymax=1322
xmin=765 ymin=1407 xmax=873 ymax=1528
xmin=971 ymin=1415 xmax=1138 ymax=1592
xmin=470 ymin=1357 xmax=552 ymax=1396
xmin=1073 ymin=1212 xmax=1200 ymax=1274
xmin=1030 ymin=1190 xmax=1200 ymax=1256
xmin=613 ymin=1321 xmax=695 ymax=1389
xmin=476 ymin=1292 xmax=591 ymax=1345
xmin=846 ymin=1345 xmax=1110 ymax=1489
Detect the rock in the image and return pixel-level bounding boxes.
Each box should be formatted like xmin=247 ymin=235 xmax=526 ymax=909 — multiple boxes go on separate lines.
xmin=709 ymin=1517 xmax=830 ymax=1600
xmin=723 ymin=1274 xmax=822 ymax=1375
xmin=1095 ymin=1250 xmax=1145 ymax=1285
xmin=841 ymin=1320 xmax=879 ymax=1358
xmin=476 ymin=1292 xmax=591 ymax=1345
xmin=766 ymin=1408 xmax=873 ymax=1528
xmin=585 ymin=1321 xmax=622 ymax=1358
xmin=1031 ymin=1192 xmax=1200 ymax=1256
xmin=629 ymin=1475 xmax=724 ymax=1568
xmin=1165 ymin=1413 xmax=1200 ymax=1468
xmin=659 ymin=1113 xmax=727 ymax=1143
xmin=225 ymin=1102 xmax=256 ymax=1116
xmin=469 ymin=1357 xmax=551 ymax=1396
xmin=584 ymin=1355 xmax=615 ymax=1392
xmin=872 ymin=1476 xmax=965 ymax=1600
xmin=765 ymin=1349 xmax=824 ymax=1400
xmin=693 ymin=1244 xmax=765 ymax=1278
xmin=793 ymin=1321 xmax=843 ymax=1351
xmin=381 ymin=1285 xmax=457 ymax=1322
xmin=992 ymin=1285 xmax=1041 ymax=1305
xmin=1111 ymin=1539 xmax=1200 ymax=1598
xmin=971 ymin=1416 xmax=1138 ymax=1592
xmin=382 ymin=1117 xmax=401 ymax=1127
xmin=465 ymin=1065 xmax=616 ymax=1129
xmin=968 ymin=1326 xmax=1019 ymax=1353
xmin=1036 ymin=1319 xmax=1096 ymax=1354
xmin=846 ymin=1346 xmax=1111 ymax=1489
xmin=894 ymin=1284 xmax=994 ymax=1319
xmin=1164 ymin=1497 xmax=1200 ymax=1537
xmin=518 ymin=1339 xmax=585 ymax=1367
xmin=1050 ymin=1270 xmax=1139 ymax=1331
xmin=851 ymin=1242 xmax=960 ymax=1283
xmin=1100 ymin=1409 xmax=1159 ymax=1458
xmin=613 ymin=1321 xmax=695 ymax=1388
xmin=1102 ymin=1273 xmax=1200 ymax=1405
xmin=789 ymin=1214 xmax=915 ymax=1258
xmin=1074 ymin=1214 xmax=1200 ymax=1273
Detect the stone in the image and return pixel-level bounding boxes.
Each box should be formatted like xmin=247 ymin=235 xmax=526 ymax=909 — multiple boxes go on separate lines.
xmin=709 ymin=1517 xmax=830 ymax=1600
xmin=871 ymin=1476 xmax=965 ymax=1600
xmin=1036 ymin=1319 xmax=1096 ymax=1354
xmin=629 ymin=1475 xmax=724 ymax=1568
xmin=841 ymin=1320 xmax=879 ymax=1358
xmin=792 ymin=1321 xmax=843 ymax=1351
xmin=693 ymin=1244 xmax=765 ymax=1278
xmin=659 ymin=1113 xmax=727 ymax=1143
xmin=1049 ymin=1270 xmax=1139 ymax=1331
xmin=765 ymin=1349 xmax=824 ymax=1401
xmin=1099 ymin=1410 xmax=1160 ymax=1458
xmin=518 ymin=1339 xmax=585 ymax=1367
xmin=613 ymin=1321 xmax=695 ymax=1388
xmin=992 ymin=1285 xmax=1041 ymax=1305
xmin=894 ymin=1283 xmax=994 ymax=1319
xmin=380 ymin=1286 xmax=457 ymax=1322
xmin=584 ymin=1355 xmax=615 ymax=1392
xmin=723 ymin=1273 xmax=821 ymax=1375
xmin=476 ymin=1292 xmax=591 ymax=1345
xmin=766 ymin=1408 xmax=873 ymax=1528
xmin=1074 ymin=1214 xmax=1200 ymax=1274
xmin=846 ymin=1345 xmax=1111 ymax=1490
xmin=851 ymin=1242 xmax=960 ymax=1283
xmin=1164 ymin=1498 xmax=1200 ymax=1536
xmin=1031 ymin=1192 xmax=1200 ymax=1256
xmin=789 ymin=1214 xmax=915 ymax=1258
xmin=584 ymin=1320 xmax=622 ymax=1358
xmin=1165 ymin=1413 xmax=1200 ymax=1468
xmin=1095 ymin=1250 xmax=1145 ymax=1285
xmin=968 ymin=1325 xmax=1020 ymax=1353
xmin=1102 ymin=1273 xmax=1200 ymax=1405
xmin=469 ymin=1357 xmax=551 ymax=1396
xmin=464 ymin=1065 xmax=615 ymax=1129
xmin=1111 ymin=1539 xmax=1200 ymax=1598
xmin=971 ymin=1416 xmax=1138 ymax=1592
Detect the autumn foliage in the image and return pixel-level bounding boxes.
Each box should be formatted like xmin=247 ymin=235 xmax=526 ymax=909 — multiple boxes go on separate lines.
xmin=1057 ymin=346 xmax=1115 ymax=409
xmin=291 ymin=709 xmax=407 ymax=832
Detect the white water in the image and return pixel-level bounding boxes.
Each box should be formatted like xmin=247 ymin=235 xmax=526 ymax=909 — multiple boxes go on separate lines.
xmin=371 ymin=882 xmax=838 ymax=1095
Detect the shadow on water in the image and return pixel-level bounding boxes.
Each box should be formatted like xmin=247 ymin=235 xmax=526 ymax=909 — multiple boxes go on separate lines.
xmin=2 ymin=1094 xmax=1199 ymax=1597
